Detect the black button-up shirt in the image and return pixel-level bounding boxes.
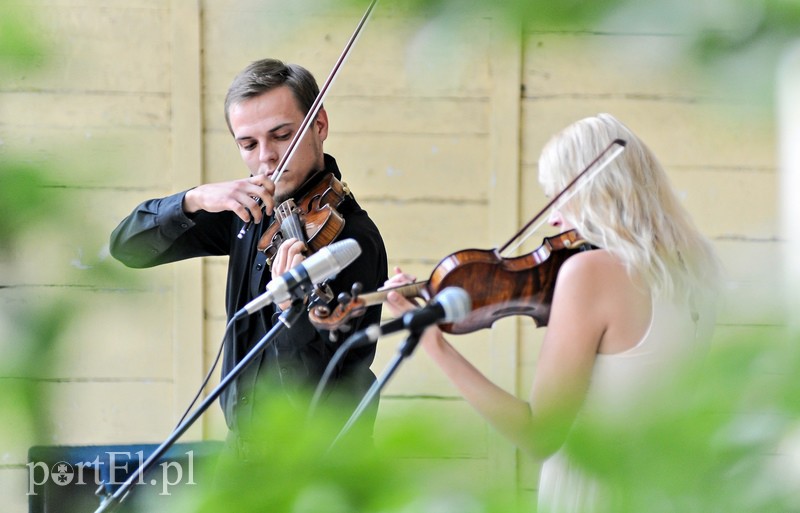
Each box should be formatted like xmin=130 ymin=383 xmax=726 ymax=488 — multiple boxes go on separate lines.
xmin=110 ymin=155 xmax=388 ymax=435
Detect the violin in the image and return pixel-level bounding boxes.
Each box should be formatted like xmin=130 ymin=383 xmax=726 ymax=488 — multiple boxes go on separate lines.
xmin=256 ymin=172 xmax=350 ymax=266
xmin=308 ymin=139 xmax=626 ymax=336
xmin=309 ymin=229 xmax=596 ymax=334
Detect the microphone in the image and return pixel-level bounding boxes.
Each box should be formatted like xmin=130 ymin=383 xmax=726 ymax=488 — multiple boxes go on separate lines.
xmin=348 ymin=287 xmax=472 ymax=347
xmin=237 ymin=238 xmax=362 ymax=317
xmin=309 ymin=287 xmax=471 ymax=417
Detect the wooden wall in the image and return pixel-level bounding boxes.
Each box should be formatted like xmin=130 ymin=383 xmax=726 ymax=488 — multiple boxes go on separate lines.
xmin=0 ymin=0 xmax=780 ymax=510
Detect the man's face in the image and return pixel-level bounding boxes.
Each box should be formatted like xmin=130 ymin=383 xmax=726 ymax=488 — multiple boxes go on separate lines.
xmin=229 ymin=85 xmax=328 ymax=203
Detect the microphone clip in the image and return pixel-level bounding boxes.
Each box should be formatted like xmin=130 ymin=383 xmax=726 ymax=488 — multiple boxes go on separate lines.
xmin=307 ymin=282 xmax=335 ymax=312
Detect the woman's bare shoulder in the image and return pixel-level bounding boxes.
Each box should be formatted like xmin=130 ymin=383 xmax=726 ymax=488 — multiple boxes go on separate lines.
xmin=556 ymin=249 xmax=628 ymax=287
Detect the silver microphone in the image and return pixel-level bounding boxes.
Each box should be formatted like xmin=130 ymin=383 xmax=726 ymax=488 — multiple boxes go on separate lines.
xmin=350 ymin=286 xmax=472 ymax=347
xmin=239 ymin=238 xmax=362 ymax=315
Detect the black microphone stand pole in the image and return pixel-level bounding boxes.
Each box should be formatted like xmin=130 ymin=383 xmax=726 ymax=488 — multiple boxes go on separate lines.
xmin=328 ymin=328 xmax=423 ymax=450
xmin=93 ymin=300 xmax=305 ymax=513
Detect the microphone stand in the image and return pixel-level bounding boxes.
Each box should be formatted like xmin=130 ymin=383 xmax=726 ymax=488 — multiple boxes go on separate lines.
xmin=328 ymin=328 xmax=423 ymax=450
xmin=93 ymin=300 xmax=305 ymax=513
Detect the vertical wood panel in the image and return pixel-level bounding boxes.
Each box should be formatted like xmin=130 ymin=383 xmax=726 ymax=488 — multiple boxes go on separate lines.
xmin=486 ymin=20 xmax=523 ymax=488
xmin=170 ymin=0 xmax=205 ymax=439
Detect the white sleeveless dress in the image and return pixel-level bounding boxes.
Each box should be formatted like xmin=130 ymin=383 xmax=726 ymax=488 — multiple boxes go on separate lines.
xmin=537 ymin=294 xmax=714 ymax=513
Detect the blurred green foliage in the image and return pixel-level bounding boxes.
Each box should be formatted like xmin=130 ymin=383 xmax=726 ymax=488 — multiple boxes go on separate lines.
xmin=334 ymin=0 xmax=800 ymax=40
xmin=1 ymin=302 xmax=74 ymax=442
xmin=0 ymin=1 xmax=50 ymax=251
xmin=564 ymin=336 xmax=800 ymax=512
xmin=332 ymin=0 xmax=800 ymax=105
xmin=693 ymin=0 xmax=800 ymax=61
xmin=0 ymin=0 xmax=72 ymax=490
xmin=0 ymin=160 xmax=56 ymax=253
xmin=176 ymin=392 xmax=523 ymax=513
xmin=0 ymin=1 xmax=46 ymax=74
xmin=356 ymin=0 xmax=628 ymax=28
xmin=173 ymin=333 xmax=800 ymax=513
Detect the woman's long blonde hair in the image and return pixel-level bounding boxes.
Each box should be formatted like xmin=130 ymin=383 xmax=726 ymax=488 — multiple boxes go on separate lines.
xmin=538 ymin=113 xmax=721 ymax=299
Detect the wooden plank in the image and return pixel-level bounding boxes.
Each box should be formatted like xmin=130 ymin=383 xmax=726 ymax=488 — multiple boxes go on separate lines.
xmin=655 ymin=167 xmax=777 ymax=239
xmin=204 ymin=132 xmax=490 ymax=201
xmin=201 ymin=4 xmax=492 ymax=99
xmin=198 ymin=259 xmax=230 ymax=443
xmin=521 ymin=99 xmax=775 ymax=170
xmin=0 ymin=92 xmax=170 ymax=129
xmin=49 ymin=289 xmax=174 ymax=379
xmin=0 ymin=468 xmax=27 ymax=513
xmin=486 ymin=20 xmax=523 ymax=486
xmin=364 ymin=201 xmax=489 ymax=261
xmin=204 ymin=95 xmax=489 ymax=135
xmin=523 ymin=32 xmax=716 ymax=99
xmin=520 ymin=162 xmax=778 ymax=239
xmin=16 ymin=3 xmax=170 ymax=93
xmin=202 ymin=134 xmax=245 ymax=185
xmin=371 ymin=330 xmax=492 ymax=398
xmin=0 ymin=189 xmax=174 ymax=287
xmin=48 ymin=381 xmax=175 ymax=445
xmin=326 ymin=133 xmax=489 ymax=201
xmin=0 ymin=126 xmax=171 ymax=189
xmin=718 ymin=281 xmax=784 ymax=327
xmin=203 ymin=258 xmax=230 ymax=323
xmin=715 ymin=240 xmax=782 ymax=285
xmin=170 ymin=0 xmax=205 ymax=439
xmin=0 ymin=381 xmax=174 ymax=466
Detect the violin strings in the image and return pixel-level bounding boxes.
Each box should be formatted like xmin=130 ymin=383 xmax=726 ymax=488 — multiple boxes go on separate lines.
xmin=501 ymin=140 xmax=626 ymax=256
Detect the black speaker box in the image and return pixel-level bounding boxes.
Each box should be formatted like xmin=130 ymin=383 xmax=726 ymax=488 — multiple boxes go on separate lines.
xmin=27 ymin=441 xmax=223 ymax=513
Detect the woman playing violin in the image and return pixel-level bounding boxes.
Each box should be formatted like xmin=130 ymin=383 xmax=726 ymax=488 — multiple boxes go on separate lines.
xmin=110 ymin=58 xmax=388 ymax=452
xmin=384 ymin=113 xmax=720 ymax=512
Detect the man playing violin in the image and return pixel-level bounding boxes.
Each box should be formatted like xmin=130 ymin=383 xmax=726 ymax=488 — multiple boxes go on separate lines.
xmin=110 ymin=58 xmax=388 ymax=453
xmin=383 ymin=113 xmax=720 ymax=512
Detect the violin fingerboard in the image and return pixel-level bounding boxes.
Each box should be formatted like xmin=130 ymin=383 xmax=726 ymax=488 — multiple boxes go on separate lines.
xmin=277 ymin=200 xmax=306 ymax=242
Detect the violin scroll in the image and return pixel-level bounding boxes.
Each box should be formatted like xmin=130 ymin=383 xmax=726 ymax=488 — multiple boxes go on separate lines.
xmin=309 ymin=280 xmax=429 ymax=333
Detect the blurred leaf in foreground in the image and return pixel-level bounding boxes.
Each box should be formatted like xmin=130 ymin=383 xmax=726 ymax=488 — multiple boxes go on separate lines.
xmin=184 ymin=390 xmax=523 ymax=513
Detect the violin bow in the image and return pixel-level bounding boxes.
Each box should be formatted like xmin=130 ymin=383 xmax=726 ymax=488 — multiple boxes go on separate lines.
xmin=238 ymin=0 xmax=380 ymax=239
xmin=499 ymin=138 xmax=627 ymax=256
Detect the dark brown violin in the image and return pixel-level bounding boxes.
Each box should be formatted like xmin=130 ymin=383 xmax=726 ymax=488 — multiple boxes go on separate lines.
xmin=427 ymin=229 xmax=595 ymax=332
xmin=309 ymin=230 xmax=595 ymax=334
xmin=309 ymin=139 xmax=627 ymax=335
xmin=257 ymin=172 xmax=349 ymax=265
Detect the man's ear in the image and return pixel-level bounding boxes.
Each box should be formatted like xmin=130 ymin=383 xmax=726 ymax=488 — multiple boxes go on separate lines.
xmin=315 ymin=107 xmax=329 ymax=142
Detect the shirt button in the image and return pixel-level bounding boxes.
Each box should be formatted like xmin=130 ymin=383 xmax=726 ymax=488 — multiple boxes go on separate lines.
xmin=240 ymin=396 xmax=249 ymax=404
xmin=180 ymin=223 xmax=188 ymax=229
xmin=256 ymin=264 xmax=263 ymax=271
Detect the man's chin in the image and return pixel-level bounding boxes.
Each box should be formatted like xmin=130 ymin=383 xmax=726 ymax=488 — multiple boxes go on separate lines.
xmin=274 ymin=183 xmax=297 ymax=204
